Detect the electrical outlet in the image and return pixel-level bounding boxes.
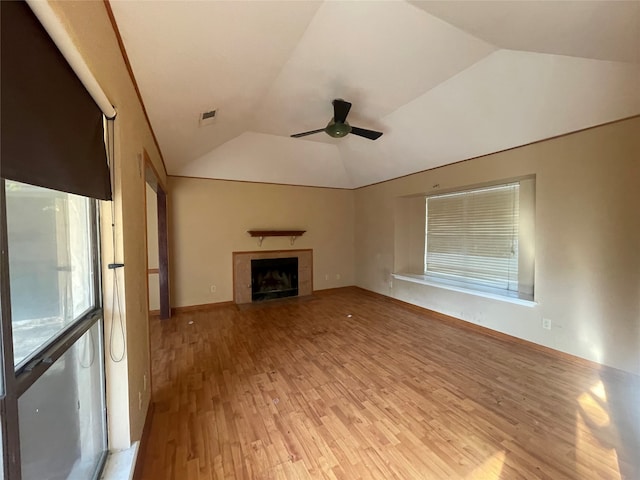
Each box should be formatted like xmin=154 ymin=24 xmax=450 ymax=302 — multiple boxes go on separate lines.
xmin=210 ymin=285 xmax=216 ymax=293
xmin=542 ymin=318 xmax=552 ymax=330
xmin=325 ymin=274 xmax=329 ymax=281
xmin=336 ymin=273 xmax=341 ymax=280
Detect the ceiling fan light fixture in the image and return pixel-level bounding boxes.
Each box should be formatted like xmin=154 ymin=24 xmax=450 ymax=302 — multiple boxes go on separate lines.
xmin=325 ymin=120 xmax=351 ymax=138
xmin=291 ymin=99 xmax=382 ymax=140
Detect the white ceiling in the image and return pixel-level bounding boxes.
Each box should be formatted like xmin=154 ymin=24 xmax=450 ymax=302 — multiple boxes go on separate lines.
xmin=109 ymin=0 xmax=640 ymax=188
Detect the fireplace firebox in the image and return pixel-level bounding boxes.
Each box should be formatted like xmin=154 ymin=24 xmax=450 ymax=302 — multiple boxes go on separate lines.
xmin=251 ymin=257 xmax=298 ymax=301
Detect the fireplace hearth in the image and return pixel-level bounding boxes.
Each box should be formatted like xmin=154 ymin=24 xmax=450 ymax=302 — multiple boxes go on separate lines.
xmin=251 ymin=257 xmax=298 ymax=301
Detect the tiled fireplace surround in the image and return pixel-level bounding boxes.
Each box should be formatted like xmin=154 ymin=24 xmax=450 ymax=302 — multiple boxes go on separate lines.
xmin=233 ymin=249 xmax=313 ymax=304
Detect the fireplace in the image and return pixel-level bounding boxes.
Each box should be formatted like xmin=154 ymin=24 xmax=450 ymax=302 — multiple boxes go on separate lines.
xmin=233 ymin=249 xmax=312 ymax=304
xmin=251 ymin=257 xmax=298 ymax=301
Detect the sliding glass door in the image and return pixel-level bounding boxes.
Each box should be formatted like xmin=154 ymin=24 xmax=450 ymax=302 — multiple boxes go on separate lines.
xmin=1 ymin=180 xmax=107 ymax=479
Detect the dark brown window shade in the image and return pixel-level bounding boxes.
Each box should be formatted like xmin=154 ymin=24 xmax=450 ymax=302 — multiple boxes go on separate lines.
xmin=1 ymin=1 xmax=112 ymax=200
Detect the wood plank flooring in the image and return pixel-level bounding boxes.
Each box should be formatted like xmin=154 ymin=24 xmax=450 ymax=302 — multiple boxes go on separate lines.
xmin=138 ymin=288 xmax=639 ymax=479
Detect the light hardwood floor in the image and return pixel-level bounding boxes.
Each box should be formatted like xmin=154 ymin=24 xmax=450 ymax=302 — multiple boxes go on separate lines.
xmin=139 ymin=288 xmax=639 ymax=479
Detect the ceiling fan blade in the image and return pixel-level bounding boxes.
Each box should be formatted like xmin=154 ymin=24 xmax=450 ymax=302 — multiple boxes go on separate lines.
xmin=333 ymin=99 xmax=352 ymax=124
xmin=350 ymin=126 xmax=383 ymax=140
xmin=290 ymin=128 xmax=325 ymax=138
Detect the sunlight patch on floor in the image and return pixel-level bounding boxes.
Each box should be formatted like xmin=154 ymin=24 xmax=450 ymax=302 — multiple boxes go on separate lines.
xmin=466 ymin=450 xmax=505 ymax=479
xmin=590 ymin=379 xmax=607 ymax=402
xmin=577 ymin=390 xmax=610 ymax=428
xmin=574 ymin=380 xmax=621 ymax=480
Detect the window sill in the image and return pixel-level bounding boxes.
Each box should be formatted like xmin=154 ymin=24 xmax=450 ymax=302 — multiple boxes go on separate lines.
xmin=392 ymin=273 xmax=536 ymax=307
xmin=100 ymin=442 xmax=139 ymax=480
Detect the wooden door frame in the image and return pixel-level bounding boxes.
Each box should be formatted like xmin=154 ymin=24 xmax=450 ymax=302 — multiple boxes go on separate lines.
xmin=142 ymin=150 xmax=170 ymax=319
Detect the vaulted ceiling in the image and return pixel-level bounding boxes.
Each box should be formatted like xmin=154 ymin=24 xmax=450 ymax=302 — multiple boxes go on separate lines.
xmin=109 ymin=1 xmax=640 ymax=188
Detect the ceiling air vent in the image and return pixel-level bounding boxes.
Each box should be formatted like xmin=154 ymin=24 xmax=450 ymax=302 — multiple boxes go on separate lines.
xmin=199 ymin=109 xmax=217 ymax=127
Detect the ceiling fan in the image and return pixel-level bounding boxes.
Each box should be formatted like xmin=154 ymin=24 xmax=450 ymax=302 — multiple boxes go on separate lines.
xmin=291 ymin=99 xmax=383 ymax=140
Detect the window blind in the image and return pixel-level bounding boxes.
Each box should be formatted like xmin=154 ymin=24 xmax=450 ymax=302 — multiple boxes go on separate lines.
xmin=0 ymin=0 xmax=112 ymax=201
xmin=425 ymin=183 xmax=519 ymax=291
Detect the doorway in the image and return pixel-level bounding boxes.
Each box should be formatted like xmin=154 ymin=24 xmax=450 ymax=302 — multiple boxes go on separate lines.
xmin=143 ymin=151 xmax=170 ymax=319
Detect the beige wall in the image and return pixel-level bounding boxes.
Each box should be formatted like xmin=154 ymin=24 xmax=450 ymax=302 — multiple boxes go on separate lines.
xmin=50 ymin=1 xmax=167 ymax=448
xmin=355 ymin=117 xmax=640 ymax=375
xmin=169 ymin=177 xmax=354 ymax=307
xmin=170 ymin=120 xmax=639 ymax=375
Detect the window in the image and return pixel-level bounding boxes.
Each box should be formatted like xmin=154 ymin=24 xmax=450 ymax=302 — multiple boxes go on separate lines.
xmin=6 ymin=181 xmax=95 ymax=368
xmin=424 ymin=180 xmax=535 ymax=299
xmin=1 ymin=181 xmax=107 ymax=479
xmin=18 ymin=322 xmax=106 ymax=479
